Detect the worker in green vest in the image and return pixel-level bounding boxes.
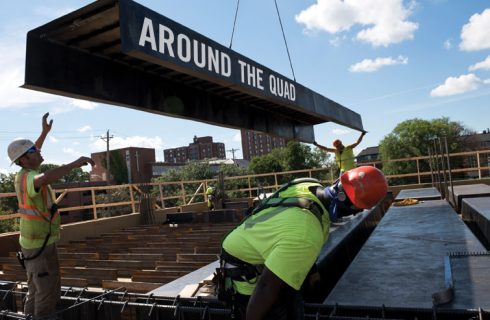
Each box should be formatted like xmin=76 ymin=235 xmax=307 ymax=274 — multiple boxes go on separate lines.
xmin=216 ymin=166 xmax=387 ymax=319
xmin=7 ymin=113 xmax=94 ymax=318
xmin=206 ymin=185 xmax=216 ymax=210
xmin=314 ymin=131 xmax=366 ymax=175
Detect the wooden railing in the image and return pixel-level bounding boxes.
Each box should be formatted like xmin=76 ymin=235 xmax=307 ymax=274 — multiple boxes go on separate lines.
xmin=1 ymin=149 xmax=490 ymax=224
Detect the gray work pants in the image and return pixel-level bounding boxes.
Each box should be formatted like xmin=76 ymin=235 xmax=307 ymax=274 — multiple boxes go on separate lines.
xmin=22 ymin=243 xmax=61 ymax=318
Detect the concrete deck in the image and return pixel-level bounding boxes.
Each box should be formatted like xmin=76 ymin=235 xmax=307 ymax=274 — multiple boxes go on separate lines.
xmin=395 ymin=187 xmax=441 ymax=201
xmin=324 ymin=200 xmax=488 ymax=309
xmin=461 ymin=197 xmax=490 ymax=247
xmin=447 ymin=184 xmax=490 ymax=211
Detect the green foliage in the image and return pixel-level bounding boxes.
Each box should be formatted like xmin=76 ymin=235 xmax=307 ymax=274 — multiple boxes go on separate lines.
xmin=249 ymin=141 xmax=333 ymax=180
xmin=0 ymin=173 xmax=19 ymax=233
xmin=248 ymin=140 xmax=335 ymax=188
xmin=101 ymin=151 xmax=129 ymax=184
xmin=95 ymin=188 xmax=132 ymax=219
xmin=151 ymin=161 xmax=248 ymax=206
xmin=379 ymin=117 xmax=473 ymax=184
xmin=39 ymin=163 xmax=90 ymax=183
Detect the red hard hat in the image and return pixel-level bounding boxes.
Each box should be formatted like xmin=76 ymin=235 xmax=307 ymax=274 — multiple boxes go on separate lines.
xmin=333 ymin=139 xmax=342 ymax=147
xmin=340 ymin=166 xmax=388 ymax=209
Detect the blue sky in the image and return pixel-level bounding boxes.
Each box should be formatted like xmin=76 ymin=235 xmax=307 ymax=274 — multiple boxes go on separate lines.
xmin=1 ymin=0 xmax=490 ymax=174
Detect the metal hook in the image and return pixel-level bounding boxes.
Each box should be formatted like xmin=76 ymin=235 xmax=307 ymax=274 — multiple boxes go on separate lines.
xmin=381 ymin=304 xmax=386 ymax=318
xmin=330 ymin=303 xmax=338 ymax=316
xmin=431 ymin=305 xmax=437 ymax=320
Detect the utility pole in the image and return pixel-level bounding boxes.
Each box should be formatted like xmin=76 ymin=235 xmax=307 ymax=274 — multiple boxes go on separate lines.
xmin=227 ymin=148 xmax=239 ymax=160
xmin=100 ymin=130 xmax=114 ymax=184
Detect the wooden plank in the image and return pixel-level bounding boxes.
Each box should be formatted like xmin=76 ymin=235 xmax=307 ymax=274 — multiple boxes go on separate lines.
xmin=176 ymin=254 xmax=218 ymax=263
xmin=102 ymin=280 xmax=161 ymax=293
xmin=59 ymin=252 xmax=100 ymax=260
xmin=61 ymin=277 xmax=88 ymax=288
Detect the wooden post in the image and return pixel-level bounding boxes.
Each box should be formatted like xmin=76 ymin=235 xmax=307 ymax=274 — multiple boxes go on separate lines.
xmin=274 ymin=173 xmax=278 ymax=191
xmin=416 ymin=159 xmax=421 ymax=185
xmin=158 ymin=184 xmax=165 ymax=208
xmin=129 ymin=185 xmax=136 ymax=213
xmin=248 ymin=177 xmax=252 ymax=197
xmin=180 ymin=182 xmax=186 ymax=204
xmin=91 ymin=189 xmax=97 ymax=220
xmin=477 ymin=151 xmax=482 ymax=180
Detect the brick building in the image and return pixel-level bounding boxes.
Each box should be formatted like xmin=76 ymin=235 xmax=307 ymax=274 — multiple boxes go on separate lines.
xmin=164 ymin=136 xmax=225 ymax=163
xmin=91 ymin=147 xmax=155 ymax=183
xmin=241 ymin=129 xmax=288 ymax=160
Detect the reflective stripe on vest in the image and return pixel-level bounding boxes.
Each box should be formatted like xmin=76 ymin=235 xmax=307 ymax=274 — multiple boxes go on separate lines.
xmin=16 ymin=170 xmax=60 ymax=249
xmin=18 ymin=173 xmax=55 ymax=221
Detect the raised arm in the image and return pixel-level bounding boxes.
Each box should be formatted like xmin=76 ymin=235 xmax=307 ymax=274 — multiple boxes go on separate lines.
xmin=34 ymin=113 xmax=53 ymax=150
xmin=34 ymin=157 xmax=95 ymax=189
xmin=346 ymin=131 xmax=366 ymax=149
xmin=313 ymin=141 xmax=336 ymax=153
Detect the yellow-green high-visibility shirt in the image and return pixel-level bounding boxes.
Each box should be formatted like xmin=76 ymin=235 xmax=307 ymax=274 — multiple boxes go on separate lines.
xmin=222 ymin=183 xmax=330 ymax=295
xmin=15 ymin=169 xmax=60 ymax=249
xmin=335 ymin=146 xmax=356 ymax=172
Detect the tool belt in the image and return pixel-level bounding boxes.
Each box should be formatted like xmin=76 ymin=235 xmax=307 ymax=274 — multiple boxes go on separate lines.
xmin=213 ymin=249 xmax=263 ymax=305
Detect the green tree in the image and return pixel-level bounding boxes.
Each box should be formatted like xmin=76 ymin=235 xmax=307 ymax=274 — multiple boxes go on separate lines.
xmin=379 ymin=117 xmax=473 ymax=183
xmin=39 ymin=163 xmax=90 ymax=183
xmin=101 ymin=151 xmax=128 ymax=184
xmin=0 ymin=173 xmax=19 ymax=233
xmin=249 ymin=140 xmax=332 ymax=174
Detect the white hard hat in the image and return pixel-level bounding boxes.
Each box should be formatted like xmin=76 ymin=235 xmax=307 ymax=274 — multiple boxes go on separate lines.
xmin=7 ymin=139 xmax=35 ymax=165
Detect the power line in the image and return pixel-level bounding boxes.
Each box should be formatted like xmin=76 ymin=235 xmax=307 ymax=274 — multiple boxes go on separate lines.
xmin=227 ymin=148 xmax=239 ymax=160
xmin=99 ymin=130 xmax=114 ymax=185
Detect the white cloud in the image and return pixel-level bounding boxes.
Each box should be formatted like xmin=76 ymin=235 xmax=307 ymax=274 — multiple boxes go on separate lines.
xmin=295 ymin=0 xmax=418 ymax=47
xmin=77 ymin=125 xmax=93 ymax=133
xmin=62 ymin=147 xmax=83 ymax=157
xmin=332 ymin=128 xmax=350 ymax=135
xmin=349 ymin=55 xmax=408 ymax=72
xmin=444 ymin=39 xmax=452 ymax=50
xmin=430 ymin=74 xmax=489 ymax=97
xmin=70 ymin=99 xmax=98 ymax=110
xmin=33 ymin=6 xmax=75 ymax=18
xmin=89 ymin=136 xmax=165 ymax=152
xmin=460 ymin=8 xmax=490 ymax=51
xmin=49 ymin=136 xmax=59 ymax=143
xmin=0 ymin=39 xmax=57 ymax=109
xmin=232 ymin=133 xmax=241 ymax=142
xmin=469 ymin=55 xmax=490 ymax=71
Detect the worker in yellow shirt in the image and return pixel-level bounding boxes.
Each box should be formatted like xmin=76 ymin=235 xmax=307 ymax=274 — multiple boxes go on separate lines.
xmin=216 ymin=166 xmax=387 ymax=319
xmin=8 ymin=113 xmax=94 ymax=318
xmin=314 ymin=131 xmax=366 ymax=175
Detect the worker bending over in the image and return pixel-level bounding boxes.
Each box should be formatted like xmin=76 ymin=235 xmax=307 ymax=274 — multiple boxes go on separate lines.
xmin=314 ymin=131 xmax=366 ymax=174
xmin=7 ymin=113 xmax=94 ymax=318
xmin=217 ymin=166 xmax=387 ymax=319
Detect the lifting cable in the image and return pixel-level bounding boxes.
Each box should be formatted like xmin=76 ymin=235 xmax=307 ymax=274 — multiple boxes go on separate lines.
xmin=229 ymin=0 xmax=241 ymax=49
xmin=229 ymin=0 xmax=297 ymax=82
xmin=274 ymin=0 xmax=296 ymax=81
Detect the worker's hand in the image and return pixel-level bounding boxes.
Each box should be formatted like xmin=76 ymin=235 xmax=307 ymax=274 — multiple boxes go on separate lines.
xmin=313 ymin=141 xmax=318 ymax=146
xmin=42 ymin=113 xmax=53 ymax=133
xmin=76 ymin=156 xmax=95 ymax=167
xmin=361 ymin=131 xmax=367 ymax=136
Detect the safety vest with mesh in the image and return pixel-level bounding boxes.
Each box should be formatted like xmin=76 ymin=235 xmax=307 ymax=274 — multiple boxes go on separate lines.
xmin=15 ymin=169 xmax=60 ymax=249
xmin=222 ymin=182 xmax=330 ymax=295
xmin=335 ymin=146 xmax=356 ymax=172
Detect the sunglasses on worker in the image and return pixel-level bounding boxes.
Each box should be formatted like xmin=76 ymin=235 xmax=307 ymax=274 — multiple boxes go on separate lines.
xmin=24 ymin=146 xmax=39 ymax=155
